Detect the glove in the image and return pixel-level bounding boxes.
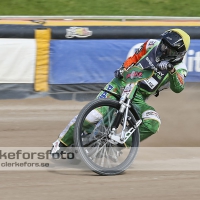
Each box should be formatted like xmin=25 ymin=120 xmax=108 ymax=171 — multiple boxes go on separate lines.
xmin=156 ymin=61 xmax=174 ymax=71
xmin=114 ymin=67 xmax=124 ymax=78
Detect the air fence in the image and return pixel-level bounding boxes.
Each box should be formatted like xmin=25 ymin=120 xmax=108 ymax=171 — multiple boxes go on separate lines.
xmin=0 ymin=16 xmax=199 ymax=101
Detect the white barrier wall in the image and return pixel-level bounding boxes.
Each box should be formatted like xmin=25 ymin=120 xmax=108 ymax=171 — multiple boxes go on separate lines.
xmin=0 ymin=39 xmax=36 ymax=83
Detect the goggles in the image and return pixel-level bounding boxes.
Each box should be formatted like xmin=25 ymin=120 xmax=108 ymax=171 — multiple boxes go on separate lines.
xmin=160 ymin=40 xmax=185 ymax=57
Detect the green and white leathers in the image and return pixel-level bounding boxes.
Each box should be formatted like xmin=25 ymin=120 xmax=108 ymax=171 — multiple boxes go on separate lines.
xmin=56 ymin=39 xmax=188 ymax=147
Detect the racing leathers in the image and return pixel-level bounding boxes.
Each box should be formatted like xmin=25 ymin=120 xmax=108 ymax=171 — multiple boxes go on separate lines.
xmin=53 ymin=39 xmax=188 ymax=148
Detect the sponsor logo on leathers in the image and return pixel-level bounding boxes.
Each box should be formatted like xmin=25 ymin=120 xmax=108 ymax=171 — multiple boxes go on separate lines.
xmin=126 ymin=71 xmax=143 ymax=79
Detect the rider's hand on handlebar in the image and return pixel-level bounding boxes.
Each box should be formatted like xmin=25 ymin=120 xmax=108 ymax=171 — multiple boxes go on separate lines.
xmin=114 ymin=66 xmax=124 ymax=79
xmin=157 ymin=61 xmax=174 ymax=71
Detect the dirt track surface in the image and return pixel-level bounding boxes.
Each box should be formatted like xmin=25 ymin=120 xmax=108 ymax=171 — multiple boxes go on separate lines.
xmin=0 ymin=84 xmax=200 ymax=200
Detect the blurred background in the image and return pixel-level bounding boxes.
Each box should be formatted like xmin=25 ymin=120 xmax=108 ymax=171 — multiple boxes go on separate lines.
xmin=0 ymin=0 xmax=200 ymax=16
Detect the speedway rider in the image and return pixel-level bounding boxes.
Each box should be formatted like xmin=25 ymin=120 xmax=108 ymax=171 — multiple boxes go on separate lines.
xmin=51 ymin=28 xmax=190 ymax=154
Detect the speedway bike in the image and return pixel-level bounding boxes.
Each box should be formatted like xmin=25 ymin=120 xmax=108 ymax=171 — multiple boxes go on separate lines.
xmin=73 ymin=65 xmax=155 ymax=175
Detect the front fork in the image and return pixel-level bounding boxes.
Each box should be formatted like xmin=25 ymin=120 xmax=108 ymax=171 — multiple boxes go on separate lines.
xmin=110 ymin=98 xmax=133 ymax=143
xmin=110 ymin=84 xmax=142 ymax=144
xmin=110 ymin=100 xmax=142 ymax=144
xmin=121 ymin=99 xmax=131 ymax=140
xmin=111 ymin=98 xmax=131 ymax=138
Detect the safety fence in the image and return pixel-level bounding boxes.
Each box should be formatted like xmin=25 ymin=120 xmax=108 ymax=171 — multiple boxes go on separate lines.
xmin=0 ymin=18 xmax=200 ymax=100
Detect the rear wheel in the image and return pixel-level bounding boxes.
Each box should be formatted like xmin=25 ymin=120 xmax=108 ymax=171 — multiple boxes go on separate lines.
xmin=74 ymin=98 xmax=140 ymax=176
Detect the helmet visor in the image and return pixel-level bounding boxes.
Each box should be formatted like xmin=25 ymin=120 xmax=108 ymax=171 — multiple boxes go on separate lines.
xmin=160 ymin=40 xmax=179 ymax=57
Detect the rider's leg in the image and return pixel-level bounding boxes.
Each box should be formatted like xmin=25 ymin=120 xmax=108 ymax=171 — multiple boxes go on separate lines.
xmin=125 ymin=100 xmax=161 ymax=146
xmin=139 ymin=114 xmax=161 ymax=141
xmin=59 ymin=115 xmax=78 ymax=146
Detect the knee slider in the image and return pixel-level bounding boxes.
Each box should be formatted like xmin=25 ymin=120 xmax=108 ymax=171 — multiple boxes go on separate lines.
xmin=142 ymin=110 xmax=161 ymax=134
xmin=85 ymin=109 xmax=103 ymax=123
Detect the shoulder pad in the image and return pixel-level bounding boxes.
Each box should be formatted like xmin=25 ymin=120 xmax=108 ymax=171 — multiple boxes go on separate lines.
xmin=146 ymin=39 xmax=159 ymax=51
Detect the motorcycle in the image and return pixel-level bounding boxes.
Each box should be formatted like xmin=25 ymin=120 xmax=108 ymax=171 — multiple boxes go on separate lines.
xmin=72 ymin=64 xmax=155 ymax=175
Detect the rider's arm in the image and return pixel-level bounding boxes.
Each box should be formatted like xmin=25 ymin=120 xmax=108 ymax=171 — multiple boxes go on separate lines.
xmin=122 ymin=39 xmax=159 ymax=69
xmin=168 ymin=63 xmax=188 ymax=93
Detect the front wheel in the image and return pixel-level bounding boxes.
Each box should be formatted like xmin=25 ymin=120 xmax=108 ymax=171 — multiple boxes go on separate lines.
xmin=74 ymin=98 xmax=140 ymax=175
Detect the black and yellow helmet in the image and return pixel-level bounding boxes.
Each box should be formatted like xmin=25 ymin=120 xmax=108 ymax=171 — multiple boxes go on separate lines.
xmin=156 ymin=29 xmax=190 ymax=63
